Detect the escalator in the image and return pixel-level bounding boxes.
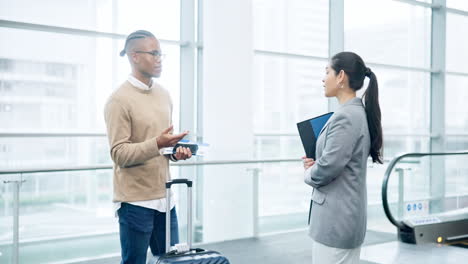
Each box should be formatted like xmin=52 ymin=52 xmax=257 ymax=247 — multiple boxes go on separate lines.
xmin=381 ymin=151 xmax=468 ymax=245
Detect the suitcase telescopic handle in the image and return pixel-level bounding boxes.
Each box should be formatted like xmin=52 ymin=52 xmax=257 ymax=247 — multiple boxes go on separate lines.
xmin=166 ymin=179 xmax=193 ymax=188
xmin=165 ymin=179 xmax=193 ymax=253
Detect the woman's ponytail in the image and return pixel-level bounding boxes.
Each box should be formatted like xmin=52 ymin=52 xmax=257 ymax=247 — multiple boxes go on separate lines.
xmin=331 ymin=52 xmax=383 ymax=164
xmin=363 ymin=69 xmax=383 ymax=164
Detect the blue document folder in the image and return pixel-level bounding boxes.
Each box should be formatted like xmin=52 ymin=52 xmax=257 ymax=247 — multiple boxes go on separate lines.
xmin=297 ymin=112 xmax=333 ymax=159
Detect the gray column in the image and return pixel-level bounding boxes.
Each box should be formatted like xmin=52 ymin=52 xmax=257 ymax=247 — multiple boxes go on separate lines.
xmin=180 ymin=0 xmax=197 ymax=134
xmin=195 ymin=0 xmax=205 ymax=243
xmin=179 ymin=0 xmax=197 ymax=243
xmin=430 ymin=0 xmax=447 ymax=213
xmin=202 ymin=0 xmax=254 ymax=241
xmin=328 ymin=0 xmax=344 ymax=111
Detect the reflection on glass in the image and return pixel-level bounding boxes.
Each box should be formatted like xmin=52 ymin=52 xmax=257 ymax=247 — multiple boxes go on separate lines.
xmin=447 ymin=13 xmax=468 ymax=72
xmin=369 ymin=66 xmax=430 ymax=135
xmin=0 ymin=0 xmax=183 ymax=263
xmin=0 ymin=0 xmax=180 ymax=40
xmin=446 ymin=74 xmax=468 ymax=135
xmin=447 ymin=0 xmax=468 ymax=11
xmin=0 ymin=138 xmax=111 ymax=169
xmin=253 ymin=0 xmax=329 ymax=56
xmin=253 ymin=54 xmax=328 ymax=135
xmin=345 ymin=0 xmax=431 ymax=68
xmin=258 ymin=161 xmax=309 ymax=233
xmin=0 ymin=28 xmax=180 ymax=169
xmin=0 ymin=170 xmax=119 ymax=263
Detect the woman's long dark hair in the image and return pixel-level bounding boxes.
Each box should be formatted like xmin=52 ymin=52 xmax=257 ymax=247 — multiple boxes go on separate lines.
xmin=330 ymin=52 xmax=383 ymax=164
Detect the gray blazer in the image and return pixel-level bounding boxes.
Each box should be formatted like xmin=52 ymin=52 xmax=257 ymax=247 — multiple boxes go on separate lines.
xmin=304 ymin=97 xmax=370 ymax=249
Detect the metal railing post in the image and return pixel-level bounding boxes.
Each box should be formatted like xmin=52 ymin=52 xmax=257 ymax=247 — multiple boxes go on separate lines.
xmin=396 ymin=168 xmax=405 ymax=219
xmin=247 ymin=168 xmax=261 ymax=238
xmin=3 ymin=173 xmax=25 ymax=264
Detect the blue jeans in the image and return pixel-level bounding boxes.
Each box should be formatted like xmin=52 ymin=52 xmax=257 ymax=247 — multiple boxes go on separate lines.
xmin=118 ymin=202 xmax=179 ymax=264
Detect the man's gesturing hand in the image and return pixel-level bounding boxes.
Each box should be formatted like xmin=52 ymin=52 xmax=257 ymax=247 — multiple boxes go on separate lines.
xmin=156 ymin=125 xmax=189 ymax=148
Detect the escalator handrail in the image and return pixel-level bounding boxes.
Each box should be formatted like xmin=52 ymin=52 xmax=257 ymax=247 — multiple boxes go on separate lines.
xmin=381 ymin=150 xmax=468 ymax=229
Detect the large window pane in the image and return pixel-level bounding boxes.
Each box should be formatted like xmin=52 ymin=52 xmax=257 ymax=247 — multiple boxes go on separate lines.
xmin=116 ymin=0 xmax=180 ymax=40
xmin=0 ymin=170 xmax=117 ymax=263
xmin=0 ymin=28 xmax=180 ymax=131
xmin=446 ymin=13 xmax=468 ymax=73
xmin=372 ymin=67 xmax=430 ymax=141
xmin=447 ymin=0 xmax=468 ymax=11
xmin=253 ymin=53 xmax=328 ymax=233
xmin=253 ymin=0 xmax=329 ymax=57
xmin=0 ymin=138 xmax=110 ymax=169
xmin=254 ymin=136 xmax=305 ymax=159
xmin=0 ymin=27 xmax=180 ymax=168
xmin=0 ymin=0 xmax=180 ymax=40
xmin=253 ymin=55 xmax=328 ymax=132
xmin=259 ymin=161 xmax=309 ymax=233
xmin=0 ymin=28 xmax=115 ymax=131
xmin=446 ymin=136 xmax=468 ymax=150
xmin=253 ymin=54 xmax=328 ymax=159
xmin=446 ymin=74 xmax=468 ymax=136
xmin=345 ymin=0 xmax=431 ymax=68
xmin=0 ymin=0 xmax=114 ymax=32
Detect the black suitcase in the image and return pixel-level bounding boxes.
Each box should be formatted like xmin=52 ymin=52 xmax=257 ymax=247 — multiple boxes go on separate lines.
xmin=156 ymin=179 xmax=230 ymax=264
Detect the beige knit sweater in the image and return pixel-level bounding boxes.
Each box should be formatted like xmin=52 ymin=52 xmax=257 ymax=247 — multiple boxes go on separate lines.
xmin=104 ymin=80 xmax=172 ymax=202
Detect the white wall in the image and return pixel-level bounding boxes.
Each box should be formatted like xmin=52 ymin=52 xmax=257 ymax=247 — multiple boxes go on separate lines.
xmin=201 ymin=0 xmax=255 ymax=242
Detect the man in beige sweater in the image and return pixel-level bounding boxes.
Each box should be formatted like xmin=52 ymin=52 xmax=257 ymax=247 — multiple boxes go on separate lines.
xmin=104 ymin=30 xmax=192 ymax=264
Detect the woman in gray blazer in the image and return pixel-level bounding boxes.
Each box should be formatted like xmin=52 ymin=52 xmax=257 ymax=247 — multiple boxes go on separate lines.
xmin=303 ymin=52 xmax=383 ymax=264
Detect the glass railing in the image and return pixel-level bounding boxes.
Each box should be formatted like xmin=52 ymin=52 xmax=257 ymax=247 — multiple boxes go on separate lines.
xmin=382 ymin=150 xmax=468 ymax=240
xmin=0 ymin=158 xmax=308 ymax=264
xmin=3 ymin=151 xmax=457 ymax=263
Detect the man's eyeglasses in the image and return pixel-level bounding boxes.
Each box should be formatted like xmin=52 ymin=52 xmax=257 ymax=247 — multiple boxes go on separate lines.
xmin=134 ymin=50 xmax=166 ymax=60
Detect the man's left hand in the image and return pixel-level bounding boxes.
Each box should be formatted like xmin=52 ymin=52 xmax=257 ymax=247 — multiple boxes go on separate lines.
xmin=174 ymin=146 xmax=192 ymax=160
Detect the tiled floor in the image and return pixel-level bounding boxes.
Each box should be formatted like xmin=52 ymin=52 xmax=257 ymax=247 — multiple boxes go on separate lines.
xmin=73 ymin=229 xmax=468 ymax=264
xmin=72 ymin=229 xmax=397 ymax=264
xmin=360 ymin=241 xmax=468 ymax=264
